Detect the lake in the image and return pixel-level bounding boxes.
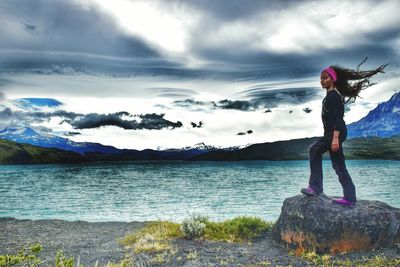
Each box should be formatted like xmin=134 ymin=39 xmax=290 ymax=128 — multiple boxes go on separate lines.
xmin=1 ymin=160 xmax=399 ymax=222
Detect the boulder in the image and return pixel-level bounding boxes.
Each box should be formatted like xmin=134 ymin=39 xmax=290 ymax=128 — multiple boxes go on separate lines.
xmin=272 ymin=194 xmax=400 ymax=255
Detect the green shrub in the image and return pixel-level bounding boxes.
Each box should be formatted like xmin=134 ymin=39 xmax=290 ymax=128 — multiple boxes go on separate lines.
xmin=180 ymin=214 xmax=208 ymax=239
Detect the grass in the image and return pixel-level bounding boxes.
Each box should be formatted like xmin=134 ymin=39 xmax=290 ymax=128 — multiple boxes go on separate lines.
xmin=0 ymin=243 xmax=42 ymax=267
xmin=202 ymin=216 xmax=273 ymax=243
xmin=185 ymin=250 xmax=198 ymax=261
xmin=119 ymin=216 xmax=273 ymax=254
xmin=115 ymin=216 xmax=273 ymax=265
xmin=118 ymin=221 xmax=182 ymax=254
xmin=295 ymin=249 xmax=400 ymax=267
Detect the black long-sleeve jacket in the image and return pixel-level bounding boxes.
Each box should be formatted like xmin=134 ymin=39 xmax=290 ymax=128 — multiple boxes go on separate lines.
xmin=321 ymin=90 xmax=346 ymax=137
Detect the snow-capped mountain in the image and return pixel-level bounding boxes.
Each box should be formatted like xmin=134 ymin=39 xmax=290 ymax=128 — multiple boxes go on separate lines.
xmin=168 ymin=142 xmax=246 ymax=152
xmin=0 ymin=127 xmax=219 ymax=158
xmin=347 ymin=91 xmax=400 ymax=138
xmin=180 ymin=142 xmax=219 ymax=151
xmin=0 ymin=127 xmax=121 ymax=154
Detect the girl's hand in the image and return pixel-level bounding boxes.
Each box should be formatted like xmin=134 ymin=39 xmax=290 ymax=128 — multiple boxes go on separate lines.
xmin=331 ymin=138 xmax=340 ymax=152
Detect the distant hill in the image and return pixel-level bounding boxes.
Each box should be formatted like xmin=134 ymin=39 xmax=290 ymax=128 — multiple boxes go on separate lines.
xmin=0 ymin=127 xmax=218 ymax=159
xmin=0 ymin=127 xmax=219 ymax=163
xmin=348 ymin=91 xmax=400 ymax=138
xmin=0 ymin=139 xmax=87 ymax=164
xmin=187 ymin=135 xmax=400 ymax=161
xmin=0 ymin=127 xmax=122 ymax=155
xmin=1 ymin=135 xmax=399 ymax=164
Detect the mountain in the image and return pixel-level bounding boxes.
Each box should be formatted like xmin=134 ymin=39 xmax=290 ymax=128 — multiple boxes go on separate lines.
xmin=84 ymin=142 xmax=221 ymax=161
xmin=179 ymin=142 xmax=246 ymax=151
xmin=0 ymin=127 xmax=121 ymax=155
xmin=347 ymin=91 xmax=400 ymax=138
xmin=186 ymin=135 xmax=400 ymax=161
xmin=1 ymin=133 xmax=399 ymax=164
xmin=0 ymin=127 xmax=215 ymax=161
xmin=0 ymin=138 xmax=87 ymax=164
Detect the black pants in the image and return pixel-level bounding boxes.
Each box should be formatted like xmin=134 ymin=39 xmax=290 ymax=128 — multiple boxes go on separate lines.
xmin=308 ymin=133 xmax=356 ymax=202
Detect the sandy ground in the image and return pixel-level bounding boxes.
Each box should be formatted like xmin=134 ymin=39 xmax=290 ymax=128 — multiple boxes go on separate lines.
xmin=1 ymin=217 xmax=399 ymax=266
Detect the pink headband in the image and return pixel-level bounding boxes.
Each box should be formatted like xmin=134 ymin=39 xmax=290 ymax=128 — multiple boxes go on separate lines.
xmin=322 ymin=67 xmax=337 ymax=81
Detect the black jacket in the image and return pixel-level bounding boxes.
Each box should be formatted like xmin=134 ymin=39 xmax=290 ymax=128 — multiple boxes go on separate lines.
xmin=321 ymin=90 xmax=346 ymax=137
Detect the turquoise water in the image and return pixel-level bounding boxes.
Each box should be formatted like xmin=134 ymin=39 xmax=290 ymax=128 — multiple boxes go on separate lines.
xmin=0 ymin=160 xmax=399 ymax=222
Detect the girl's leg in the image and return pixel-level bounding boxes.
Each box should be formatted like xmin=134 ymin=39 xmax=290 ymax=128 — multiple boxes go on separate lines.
xmin=329 ymin=145 xmax=357 ymax=202
xmin=308 ymin=137 xmax=330 ymax=194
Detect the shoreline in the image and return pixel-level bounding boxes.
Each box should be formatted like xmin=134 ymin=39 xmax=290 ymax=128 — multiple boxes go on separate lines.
xmin=0 ymin=158 xmax=399 ymax=167
xmin=0 ymin=217 xmax=307 ymax=266
xmin=2 ymin=217 xmax=400 ymax=266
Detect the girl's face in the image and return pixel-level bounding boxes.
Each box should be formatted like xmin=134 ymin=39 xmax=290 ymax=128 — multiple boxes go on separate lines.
xmin=320 ymin=71 xmax=334 ymax=89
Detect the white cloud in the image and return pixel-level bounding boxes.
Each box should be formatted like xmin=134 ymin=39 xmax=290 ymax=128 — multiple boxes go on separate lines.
xmin=90 ymin=0 xmax=196 ymax=54
xmin=192 ymin=0 xmax=400 ymax=54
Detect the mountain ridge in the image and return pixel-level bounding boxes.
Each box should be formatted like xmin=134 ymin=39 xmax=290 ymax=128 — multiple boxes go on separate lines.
xmin=347 ymin=91 xmax=400 ymax=138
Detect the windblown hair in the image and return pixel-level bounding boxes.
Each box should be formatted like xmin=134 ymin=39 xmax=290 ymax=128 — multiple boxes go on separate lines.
xmin=330 ymin=58 xmax=387 ymax=103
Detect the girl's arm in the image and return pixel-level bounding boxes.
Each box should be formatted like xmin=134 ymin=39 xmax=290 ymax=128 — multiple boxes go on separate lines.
xmin=329 ymin=93 xmax=343 ymax=152
xmin=332 ymin=130 xmax=340 ymax=152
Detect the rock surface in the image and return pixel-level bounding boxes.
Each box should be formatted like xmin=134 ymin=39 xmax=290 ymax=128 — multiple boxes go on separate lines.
xmin=272 ymin=194 xmax=400 ymax=255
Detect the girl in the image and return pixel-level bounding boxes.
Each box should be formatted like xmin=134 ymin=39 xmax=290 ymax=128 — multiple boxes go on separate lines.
xmin=301 ymin=60 xmax=387 ymax=205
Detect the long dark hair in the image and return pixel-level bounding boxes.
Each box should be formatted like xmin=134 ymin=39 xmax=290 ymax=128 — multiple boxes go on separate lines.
xmin=331 ymin=58 xmax=387 ymax=103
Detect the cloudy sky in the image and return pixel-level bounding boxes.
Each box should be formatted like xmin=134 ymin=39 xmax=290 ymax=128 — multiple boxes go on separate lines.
xmin=0 ymin=0 xmax=399 ymax=150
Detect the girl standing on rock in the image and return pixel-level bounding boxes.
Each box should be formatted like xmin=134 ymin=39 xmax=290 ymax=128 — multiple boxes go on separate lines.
xmin=301 ymin=60 xmax=387 ymax=205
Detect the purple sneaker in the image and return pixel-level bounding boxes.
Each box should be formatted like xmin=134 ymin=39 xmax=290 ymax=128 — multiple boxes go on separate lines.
xmin=332 ymin=197 xmax=356 ymax=206
xmin=301 ymin=186 xmax=317 ymax=196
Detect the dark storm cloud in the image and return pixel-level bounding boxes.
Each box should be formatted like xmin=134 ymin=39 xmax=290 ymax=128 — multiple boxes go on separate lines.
xmin=191 ymin=121 xmax=203 ymax=128
xmin=172 ymin=86 xmax=322 ymax=112
xmin=0 ymin=109 xmax=83 ymax=126
xmin=23 ymin=22 xmax=37 ymax=34
xmin=239 ymin=87 xmax=323 ymax=107
xmin=147 ymin=87 xmax=199 ymax=99
xmin=321 ymin=44 xmax=397 ymax=69
xmin=237 ymin=130 xmax=253 ymax=136
xmin=0 ymin=50 xmax=217 ymax=78
xmin=0 ymin=0 xmax=159 ymax=58
xmin=216 ymin=99 xmax=260 ymax=111
xmin=190 ymin=42 xmax=398 ymax=81
xmin=70 ymin=112 xmax=183 ymax=130
xmin=173 ymin=99 xmax=211 ymax=108
xmin=0 ymin=91 xmax=5 ymax=101
xmin=64 ymin=131 xmax=81 ymax=136
xmin=185 ymin=0 xmax=293 ymax=21
xmin=0 ymin=0 xmax=398 ymax=81
xmin=0 ymin=0 xmax=174 ymax=76
xmin=0 ymin=77 xmax=13 ymax=88
xmin=174 ymin=97 xmax=269 ymax=111
xmin=0 ymin=108 xmax=183 ymax=130
xmin=186 ymin=1 xmax=400 ymax=80
xmin=172 ymin=97 xmax=267 ymax=112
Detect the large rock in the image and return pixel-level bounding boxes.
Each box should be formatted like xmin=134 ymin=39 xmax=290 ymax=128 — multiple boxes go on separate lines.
xmin=272 ymin=195 xmax=400 ymax=254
